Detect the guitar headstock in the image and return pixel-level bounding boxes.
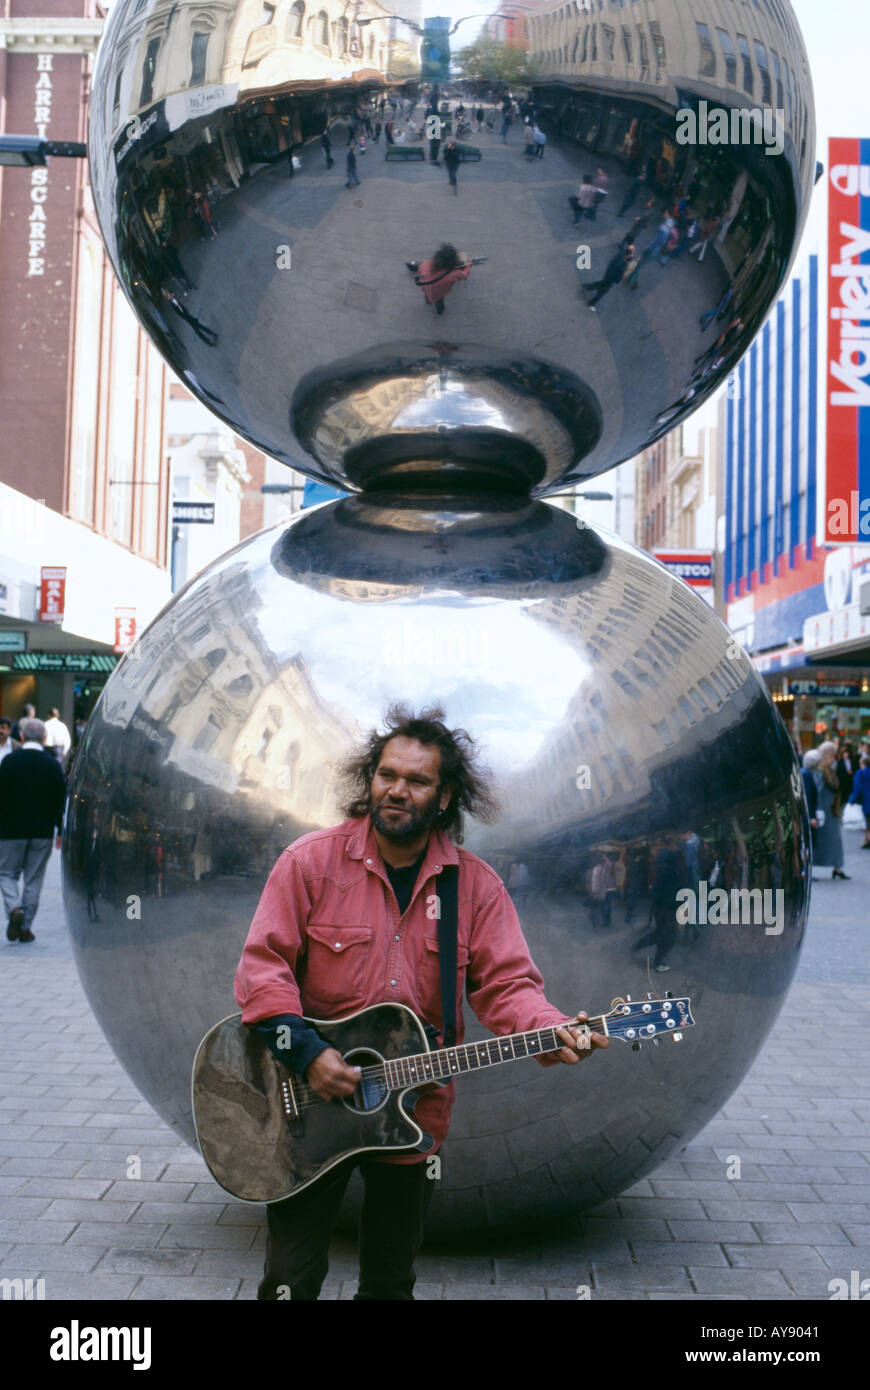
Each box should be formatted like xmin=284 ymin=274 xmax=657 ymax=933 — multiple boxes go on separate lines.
xmin=603 ymin=994 xmax=694 ymax=1049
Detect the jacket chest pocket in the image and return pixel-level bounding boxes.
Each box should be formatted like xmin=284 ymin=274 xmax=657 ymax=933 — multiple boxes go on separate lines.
xmin=302 ymin=923 xmax=372 ymax=1016
xmin=423 ymin=935 xmax=471 ymax=1015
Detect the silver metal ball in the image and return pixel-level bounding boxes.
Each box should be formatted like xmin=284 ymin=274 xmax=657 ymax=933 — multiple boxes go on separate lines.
xmin=63 ymin=498 xmax=810 ymax=1235
xmin=88 ymin=0 xmax=815 ymax=491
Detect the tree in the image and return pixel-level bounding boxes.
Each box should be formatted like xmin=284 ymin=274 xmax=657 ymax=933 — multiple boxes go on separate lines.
xmin=455 ymin=35 xmax=539 ymax=88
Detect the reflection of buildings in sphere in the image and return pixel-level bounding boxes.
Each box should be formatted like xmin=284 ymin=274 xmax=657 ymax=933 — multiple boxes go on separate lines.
xmin=88 ymin=0 xmax=815 ymax=492
xmin=63 ymin=501 xmax=810 ymax=1235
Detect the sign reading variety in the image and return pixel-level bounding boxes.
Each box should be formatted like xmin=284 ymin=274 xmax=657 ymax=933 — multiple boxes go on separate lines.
xmin=826 ymin=138 xmax=870 ymax=543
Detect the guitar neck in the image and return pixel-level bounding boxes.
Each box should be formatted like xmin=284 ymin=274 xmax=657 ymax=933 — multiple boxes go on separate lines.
xmin=384 ymin=1017 xmax=604 ymax=1091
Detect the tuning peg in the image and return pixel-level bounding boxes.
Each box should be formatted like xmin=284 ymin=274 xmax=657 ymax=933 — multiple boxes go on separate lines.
xmin=643 ymin=992 xmax=653 ymax=1001
xmin=631 ymin=1041 xmax=642 ymax=1052
xmin=665 ymin=990 xmax=673 ymax=1000
xmin=672 ymin=1032 xmax=683 ymax=1043
xmin=624 ymin=994 xmax=632 ymax=1003
xmin=651 ymin=1037 xmax=661 ymax=1047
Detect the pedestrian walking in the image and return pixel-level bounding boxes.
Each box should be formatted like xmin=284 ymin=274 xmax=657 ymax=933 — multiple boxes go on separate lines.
xmin=622 ymin=198 xmax=656 ymax=248
xmin=571 ymin=174 xmax=600 ymax=224
xmin=443 ymin=140 xmax=461 ymax=194
xmin=699 ymin=284 xmax=734 ymax=331
xmin=345 ymin=141 xmax=360 ymax=188
xmin=802 ymin=746 xmax=850 ymax=879
xmin=500 ymin=110 xmax=512 ymax=141
xmin=689 ymin=213 xmax=720 ymax=262
xmin=532 ymin=123 xmax=546 ymax=158
xmin=622 ymin=241 xmax=641 ymax=290
xmin=523 ymin=121 xmax=536 ymax=157
xmin=320 ymin=130 xmax=334 ymax=168
xmin=10 ymin=703 xmax=36 ymax=743
xmin=694 ymin=316 xmax=744 ymax=371
xmin=591 ymin=166 xmax=608 ymax=212
xmin=582 ymin=243 xmax=635 ymax=310
xmin=632 ymin=836 xmax=682 ymax=970
xmin=589 ymin=853 xmax=615 ymax=928
xmin=0 ymin=718 xmax=65 ymax=943
xmin=618 ymin=173 xmax=643 ymax=217
xmin=410 ymin=243 xmax=472 ymax=315
xmin=43 ymin=707 xmax=71 ymax=766
xmin=0 ymin=717 xmax=20 ymax=764
xmin=849 ymin=754 xmax=870 ymax=848
xmin=475 ymin=106 xmax=485 ymax=132
xmin=639 ymin=216 xmax=674 ymax=266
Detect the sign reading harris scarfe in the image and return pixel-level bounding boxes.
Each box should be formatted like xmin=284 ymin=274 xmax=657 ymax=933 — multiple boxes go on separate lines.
xmin=826 ymin=138 xmax=870 ymax=544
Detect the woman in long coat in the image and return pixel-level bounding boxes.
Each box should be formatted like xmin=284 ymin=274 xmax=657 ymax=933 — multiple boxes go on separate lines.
xmin=802 ymin=745 xmax=850 ymax=879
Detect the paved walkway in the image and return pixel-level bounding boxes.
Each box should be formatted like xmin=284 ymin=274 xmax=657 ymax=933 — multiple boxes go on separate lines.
xmin=1 ymin=827 xmax=868 ymax=1300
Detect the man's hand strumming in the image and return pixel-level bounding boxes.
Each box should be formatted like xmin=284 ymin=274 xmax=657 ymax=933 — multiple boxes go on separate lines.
xmin=305 ymin=1048 xmax=362 ymax=1100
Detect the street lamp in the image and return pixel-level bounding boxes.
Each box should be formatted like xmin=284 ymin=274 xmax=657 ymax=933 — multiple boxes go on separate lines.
xmin=0 ymin=135 xmax=87 ymax=167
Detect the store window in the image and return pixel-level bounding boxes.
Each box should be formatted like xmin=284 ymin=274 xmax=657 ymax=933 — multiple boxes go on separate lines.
xmin=770 ymin=49 xmax=784 ymax=109
xmin=649 ymin=21 xmax=666 ymax=78
xmin=190 ymin=32 xmax=209 ymax=86
xmin=140 ymin=36 xmax=160 ymax=107
xmin=287 ymin=1 xmax=304 ymax=40
xmin=636 ymin=26 xmax=649 ymax=81
xmin=753 ymin=41 xmax=772 ymax=105
xmin=696 ymin=23 xmax=716 ymax=78
xmin=736 ymin=35 xmax=754 ymax=95
xmin=716 ymin=29 xmax=737 ymax=84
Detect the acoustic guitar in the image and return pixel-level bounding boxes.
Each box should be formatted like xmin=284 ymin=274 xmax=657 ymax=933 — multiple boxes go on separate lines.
xmin=192 ymin=993 xmax=694 ymax=1203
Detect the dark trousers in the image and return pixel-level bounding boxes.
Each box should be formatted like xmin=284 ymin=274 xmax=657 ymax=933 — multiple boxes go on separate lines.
xmin=257 ymin=1154 xmax=436 ymax=1301
xmin=586 ymin=273 xmax=620 ymax=306
xmin=633 ymin=905 xmax=676 ymax=966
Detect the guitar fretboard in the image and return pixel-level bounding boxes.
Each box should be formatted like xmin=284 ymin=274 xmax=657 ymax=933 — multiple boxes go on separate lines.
xmin=383 ymin=1017 xmax=605 ymax=1090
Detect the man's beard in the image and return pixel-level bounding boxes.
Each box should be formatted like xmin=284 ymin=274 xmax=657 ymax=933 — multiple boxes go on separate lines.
xmin=370 ymin=791 xmax=443 ymax=844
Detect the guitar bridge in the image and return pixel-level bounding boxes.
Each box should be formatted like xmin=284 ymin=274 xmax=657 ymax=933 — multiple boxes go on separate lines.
xmin=279 ymin=1074 xmax=299 ymax=1119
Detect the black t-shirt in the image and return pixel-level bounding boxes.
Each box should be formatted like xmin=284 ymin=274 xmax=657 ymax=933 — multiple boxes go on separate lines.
xmin=384 ymin=848 xmax=427 ymax=916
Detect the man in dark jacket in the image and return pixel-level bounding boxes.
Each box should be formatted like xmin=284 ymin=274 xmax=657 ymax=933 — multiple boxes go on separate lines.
xmin=443 ymin=140 xmax=461 ymax=194
xmin=583 ymin=243 xmax=634 ymax=309
xmin=0 ymin=718 xmax=65 ymax=943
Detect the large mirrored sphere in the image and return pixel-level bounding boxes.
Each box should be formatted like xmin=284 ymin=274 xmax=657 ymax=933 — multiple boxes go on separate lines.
xmin=89 ymin=1 xmax=815 ymax=491
xmin=62 ymin=499 xmax=810 ymax=1236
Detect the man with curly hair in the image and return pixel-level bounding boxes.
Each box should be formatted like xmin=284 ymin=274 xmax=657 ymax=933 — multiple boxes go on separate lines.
xmin=235 ymin=704 xmax=607 ymax=1301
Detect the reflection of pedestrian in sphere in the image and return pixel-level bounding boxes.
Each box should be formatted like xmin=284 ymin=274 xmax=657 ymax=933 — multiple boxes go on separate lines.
xmin=161 ymin=287 xmax=218 ymax=345
xmin=443 ymin=140 xmax=461 ymax=195
xmin=582 ymin=243 xmax=635 ymax=310
xmin=410 ymin=244 xmax=471 ymax=316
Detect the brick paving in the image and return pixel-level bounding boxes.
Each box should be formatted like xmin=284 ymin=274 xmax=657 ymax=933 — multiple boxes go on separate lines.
xmin=1 ymin=820 xmax=868 ymax=1301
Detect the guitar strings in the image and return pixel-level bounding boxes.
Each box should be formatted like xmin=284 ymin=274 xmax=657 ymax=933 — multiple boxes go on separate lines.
xmin=287 ymin=1017 xmax=612 ymax=1112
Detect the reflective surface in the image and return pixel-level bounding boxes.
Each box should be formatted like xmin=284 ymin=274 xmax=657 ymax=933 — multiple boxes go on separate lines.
xmin=89 ymin=0 xmax=815 ymax=490
xmin=62 ymin=499 xmax=811 ymax=1236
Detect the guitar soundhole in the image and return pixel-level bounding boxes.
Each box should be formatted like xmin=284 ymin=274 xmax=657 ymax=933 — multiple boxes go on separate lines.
xmin=341 ymin=1049 xmax=389 ymax=1113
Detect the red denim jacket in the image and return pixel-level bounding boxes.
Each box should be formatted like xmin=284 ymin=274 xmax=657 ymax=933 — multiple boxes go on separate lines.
xmin=234 ymin=816 xmax=570 ymax=1159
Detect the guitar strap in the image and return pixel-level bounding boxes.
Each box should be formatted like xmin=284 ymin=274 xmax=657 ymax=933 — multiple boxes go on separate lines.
xmin=437 ymin=864 xmax=459 ymax=1049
